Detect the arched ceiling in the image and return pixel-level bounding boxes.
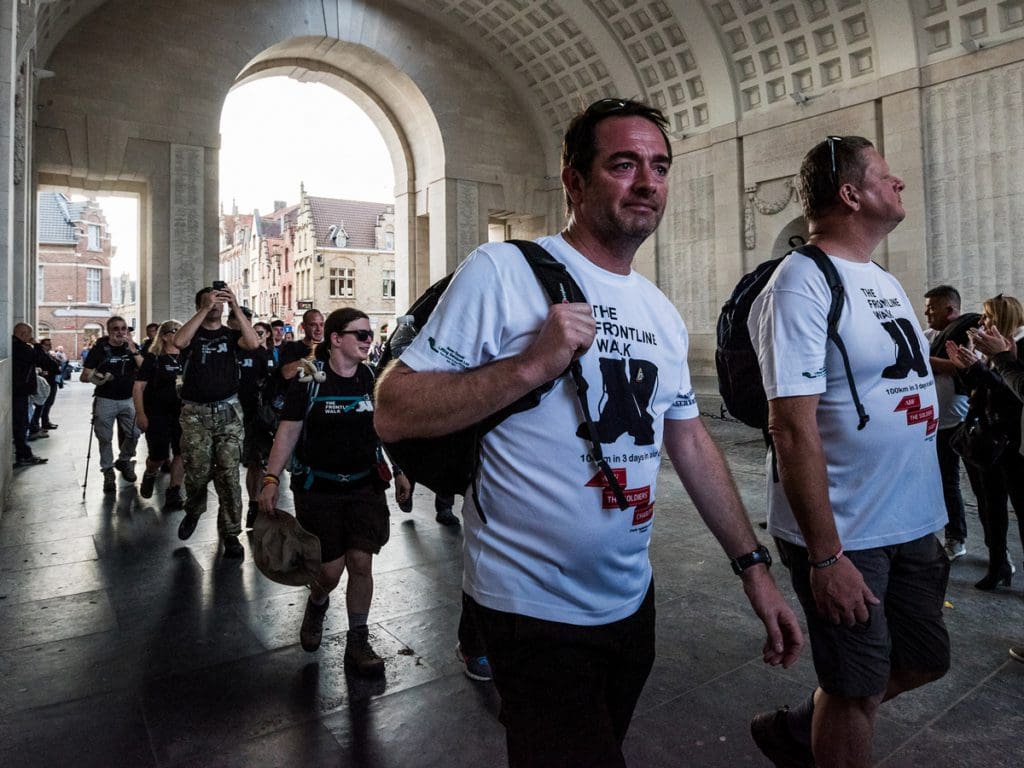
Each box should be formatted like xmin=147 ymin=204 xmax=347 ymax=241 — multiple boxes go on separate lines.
xmin=29 ymin=0 xmax=1024 ymax=144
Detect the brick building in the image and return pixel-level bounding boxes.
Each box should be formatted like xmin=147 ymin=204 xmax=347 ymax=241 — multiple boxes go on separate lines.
xmin=36 ymin=192 xmax=114 ymax=357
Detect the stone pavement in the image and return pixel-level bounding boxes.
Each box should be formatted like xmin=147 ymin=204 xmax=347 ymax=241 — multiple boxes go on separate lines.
xmin=1 ymin=381 xmax=1022 ymax=767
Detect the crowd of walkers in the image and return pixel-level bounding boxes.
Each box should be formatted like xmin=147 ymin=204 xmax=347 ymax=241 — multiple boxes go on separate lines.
xmin=10 ymin=96 xmax=1024 ymax=767
xmin=10 ymin=288 xmax=490 ymax=683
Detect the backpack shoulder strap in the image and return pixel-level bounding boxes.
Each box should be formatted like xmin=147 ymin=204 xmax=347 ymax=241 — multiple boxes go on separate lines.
xmin=505 ymin=239 xmax=630 ymax=510
xmin=507 ymin=239 xmax=587 ymax=304
xmin=793 ymin=244 xmax=869 ymax=430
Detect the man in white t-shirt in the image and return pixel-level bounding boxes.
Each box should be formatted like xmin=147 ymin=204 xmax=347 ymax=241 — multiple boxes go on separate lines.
xmin=748 ymin=137 xmax=949 ymax=768
xmin=375 ymin=99 xmax=803 ymax=767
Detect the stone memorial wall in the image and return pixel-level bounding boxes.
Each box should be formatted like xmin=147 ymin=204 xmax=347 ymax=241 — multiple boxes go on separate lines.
xmin=924 ymin=60 xmax=1024 ymax=310
xmin=660 ymin=148 xmax=716 ymax=333
xmin=169 ymin=144 xmax=205 ymax=313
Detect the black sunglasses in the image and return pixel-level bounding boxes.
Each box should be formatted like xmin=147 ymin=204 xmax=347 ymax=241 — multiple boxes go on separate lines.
xmin=586 ymin=97 xmax=629 ymax=116
xmin=337 ymin=329 xmax=374 ymax=342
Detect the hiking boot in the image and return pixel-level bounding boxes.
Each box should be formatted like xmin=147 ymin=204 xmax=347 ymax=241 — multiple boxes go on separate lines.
xmin=435 ymin=507 xmax=459 ymax=526
xmin=456 ymin=643 xmax=492 ymax=681
xmin=114 ymin=459 xmax=137 ymax=483
xmin=943 ymin=537 xmax=966 ymax=561
xmin=750 ymin=707 xmax=815 ymax=768
xmin=177 ymin=513 xmax=200 ymax=540
xmin=164 ymin=486 xmax=184 ymax=512
xmin=102 ymin=469 xmax=117 ymax=494
xmin=140 ymin=472 xmax=158 ymax=499
xmin=345 ymin=627 xmax=385 ymax=676
xmin=222 ymin=535 xmax=244 ymax=559
xmin=300 ymin=596 xmax=330 ymax=652
xmin=245 ymin=502 xmax=258 ymax=529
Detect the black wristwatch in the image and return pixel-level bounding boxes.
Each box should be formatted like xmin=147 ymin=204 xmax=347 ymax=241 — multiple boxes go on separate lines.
xmin=730 ymin=545 xmax=773 ymax=575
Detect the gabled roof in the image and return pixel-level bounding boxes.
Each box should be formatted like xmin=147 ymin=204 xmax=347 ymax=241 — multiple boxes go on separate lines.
xmin=37 ymin=192 xmax=89 ymax=245
xmin=306 ymin=196 xmax=393 ymax=250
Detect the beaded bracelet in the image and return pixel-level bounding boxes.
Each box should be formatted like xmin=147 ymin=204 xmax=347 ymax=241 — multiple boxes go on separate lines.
xmin=810 ymin=549 xmax=844 ymax=569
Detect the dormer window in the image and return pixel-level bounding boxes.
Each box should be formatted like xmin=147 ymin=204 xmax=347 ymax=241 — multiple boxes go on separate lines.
xmin=329 ymin=224 xmax=349 ymax=248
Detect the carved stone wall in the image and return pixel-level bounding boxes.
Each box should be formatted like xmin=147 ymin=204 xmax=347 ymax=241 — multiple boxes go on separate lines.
xmin=923 ymin=59 xmax=1024 ymax=310
xmin=659 ymin=147 xmax=716 ymax=334
xmin=169 ymin=144 xmax=205 ymax=316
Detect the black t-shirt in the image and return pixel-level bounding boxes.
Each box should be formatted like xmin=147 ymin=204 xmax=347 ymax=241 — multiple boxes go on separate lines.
xmin=179 ymin=326 xmax=243 ymax=403
xmin=282 ymin=363 xmax=379 ymax=489
xmin=237 ymin=346 xmax=274 ymax=413
xmin=137 ymin=353 xmax=182 ymax=412
xmin=84 ymin=337 xmax=138 ymax=400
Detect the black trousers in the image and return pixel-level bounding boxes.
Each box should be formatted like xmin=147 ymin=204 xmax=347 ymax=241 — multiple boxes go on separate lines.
xmin=12 ymin=394 xmax=31 ymax=459
xmin=465 ymin=581 xmax=655 ymax=768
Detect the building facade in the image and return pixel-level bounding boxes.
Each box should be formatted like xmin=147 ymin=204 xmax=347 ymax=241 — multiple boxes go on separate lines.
xmin=220 ymin=189 xmax=395 ymax=336
xmin=35 ymin=192 xmax=114 ymax=356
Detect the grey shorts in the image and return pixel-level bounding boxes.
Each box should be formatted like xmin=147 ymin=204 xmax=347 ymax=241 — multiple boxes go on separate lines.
xmin=294 ymin=485 xmax=390 ymax=562
xmin=776 ymin=533 xmax=951 ymax=698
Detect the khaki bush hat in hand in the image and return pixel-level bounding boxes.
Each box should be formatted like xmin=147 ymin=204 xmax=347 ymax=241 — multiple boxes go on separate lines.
xmin=252 ymin=510 xmax=322 ymax=587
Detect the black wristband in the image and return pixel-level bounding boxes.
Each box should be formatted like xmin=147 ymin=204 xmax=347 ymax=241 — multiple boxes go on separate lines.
xmin=730 ymin=544 xmax=773 ymax=575
xmin=810 ymin=549 xmax=844 ymax=569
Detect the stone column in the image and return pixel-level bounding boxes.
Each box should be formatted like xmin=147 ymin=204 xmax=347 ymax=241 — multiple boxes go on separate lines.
xmin=168 ymin=144 xmax=205 ymax=319
xmin=0 ymin=0 xmax=15 ymax=487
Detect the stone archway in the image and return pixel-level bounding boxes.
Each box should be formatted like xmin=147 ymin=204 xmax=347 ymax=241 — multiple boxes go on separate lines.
xmin=230 ymin=42 xmax=442 ymax=309
xmin=33 ymin=3 xmax=551 ymax=327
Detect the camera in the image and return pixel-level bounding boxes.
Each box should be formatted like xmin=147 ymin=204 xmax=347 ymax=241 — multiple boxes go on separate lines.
xmin=212 ymin=280 xmax=227 ymax=290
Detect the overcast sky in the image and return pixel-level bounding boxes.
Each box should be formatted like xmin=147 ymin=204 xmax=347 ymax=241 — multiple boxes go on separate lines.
xmin=94 ymin=77 xmax=394 ymax=278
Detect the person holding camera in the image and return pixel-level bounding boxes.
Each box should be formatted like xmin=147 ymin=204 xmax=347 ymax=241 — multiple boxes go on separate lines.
xmin=947 ymin=295 xmax=1024 ymax=590
xmin=173 ymin=283 xmax=260 ymax=559
xmin=81 ymin=316 xmax=144 ymax=493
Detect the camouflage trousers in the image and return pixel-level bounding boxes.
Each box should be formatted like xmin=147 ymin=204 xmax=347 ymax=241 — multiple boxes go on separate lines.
xmin=180 ymin=397 xmax=244 ymax=536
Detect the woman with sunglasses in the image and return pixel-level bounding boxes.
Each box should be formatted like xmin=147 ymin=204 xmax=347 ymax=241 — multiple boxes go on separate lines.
xmin=947 ymin=294 xmax=1024 ymax=590
xmin=133 ymin=319 xmax=185 ymax=510
xmin=259 ymin=307 xmax=409 ymax=675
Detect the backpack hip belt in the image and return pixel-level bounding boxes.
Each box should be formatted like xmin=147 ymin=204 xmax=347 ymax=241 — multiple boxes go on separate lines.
xmin=301 ymin=467 xmax=372 ymax=491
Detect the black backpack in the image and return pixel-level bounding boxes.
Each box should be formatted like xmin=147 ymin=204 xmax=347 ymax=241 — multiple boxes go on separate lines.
xmin=379 ymin=240 xmax=629 ymax=516
xmin=715 ymin=244 xmax=869 ymax=432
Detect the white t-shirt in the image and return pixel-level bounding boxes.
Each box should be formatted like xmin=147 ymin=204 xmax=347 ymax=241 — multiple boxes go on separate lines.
xmin=400 ymin=234 xmax=699 ymax=625
xmin=748 ymin=252 xmax=946 ymax=550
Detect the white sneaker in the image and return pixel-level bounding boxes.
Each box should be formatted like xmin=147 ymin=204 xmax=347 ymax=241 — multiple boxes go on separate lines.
xmin=943 ymin=537 xmax=966 ymax=561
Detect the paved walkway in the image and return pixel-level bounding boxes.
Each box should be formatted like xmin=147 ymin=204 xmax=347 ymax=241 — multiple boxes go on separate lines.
xmin=1 ymin=381 xmax=1022 ymax=767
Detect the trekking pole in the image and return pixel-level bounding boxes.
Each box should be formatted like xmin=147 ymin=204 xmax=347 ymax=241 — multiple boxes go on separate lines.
xmin=82 ymin=401 xmax=95 ymax=501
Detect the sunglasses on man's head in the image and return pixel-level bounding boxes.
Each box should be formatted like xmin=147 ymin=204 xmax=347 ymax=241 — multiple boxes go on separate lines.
xmin=338 ymin=329 xmax=374 ymax=342
xmin=826 ymin=135 xmax=843 ymax=186
xmin=586 ymin=97 xmax=630 ymax=117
